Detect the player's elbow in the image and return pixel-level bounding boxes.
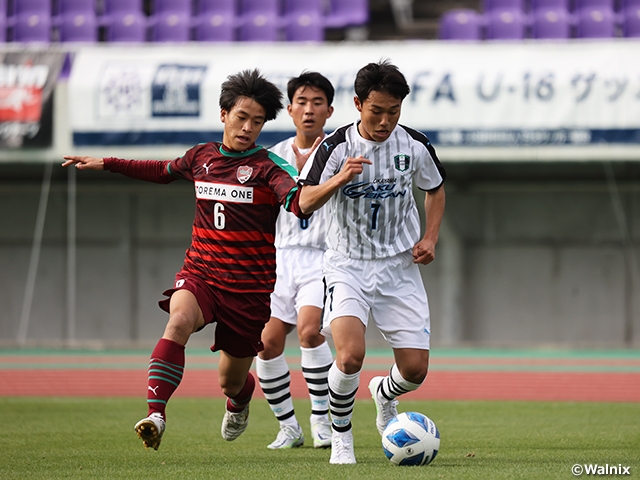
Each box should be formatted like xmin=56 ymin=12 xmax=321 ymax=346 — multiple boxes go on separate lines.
xmin=299 ymin=186 xmax=314 ymax=215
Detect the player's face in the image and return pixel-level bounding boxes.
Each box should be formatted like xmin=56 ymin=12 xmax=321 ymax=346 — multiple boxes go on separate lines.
xmin=287 ymin=86 xmax=334 ymax=138
xmin=355 ymin=90 xmax=402 ymax=143
xmin=220 ymin=96 xmax=266 ymax=151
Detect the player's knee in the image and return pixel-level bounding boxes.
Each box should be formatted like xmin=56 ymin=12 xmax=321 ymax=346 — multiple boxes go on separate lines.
xmin=297 ymin=324 xmax=324 ymax=348
xmin=259 ymin=341 xmax=284 ymax=360
xmin=219 ymin=377 xmax=243 ymax=398
xmin=336 ymin=351 xmax=364 ymax=374
xmin=400 ymin=364 xmax=429 ymax=385
xmin=164 ymin=311 xmax=198 ymax=341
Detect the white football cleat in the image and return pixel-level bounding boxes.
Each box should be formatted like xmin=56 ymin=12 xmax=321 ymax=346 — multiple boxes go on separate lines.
xmin=368 ymin=376 xmax=399 ymax=435
xmin=134 ymin=412 xmax=165 ymax=450
xmin=221 ymin=405 xmax=250 ymax=441
xmin=310 ymin=416 xmax=332 ymax=449
xmin=267 ymin=423 xmax=304 ymax=449
xmin=329 ymin=429 xmax=356 ymax=464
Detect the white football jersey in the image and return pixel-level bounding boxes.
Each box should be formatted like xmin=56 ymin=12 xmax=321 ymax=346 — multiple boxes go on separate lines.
xmin=269 ymin=136 xmax=327 ymax=250
xmin=299 ymin=121 xmax=445 ymax=260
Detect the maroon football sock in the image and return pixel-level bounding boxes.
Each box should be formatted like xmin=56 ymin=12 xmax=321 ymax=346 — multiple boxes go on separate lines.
xmin=146 ymin=338 xmax=185 ymax=420
xmin=226 ymin=372 xmax=255 ymax=412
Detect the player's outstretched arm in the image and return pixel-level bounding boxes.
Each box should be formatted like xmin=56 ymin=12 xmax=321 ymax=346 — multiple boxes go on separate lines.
xmin=62 ymin=156 xmax=104 ymax=170
xmin=412 ymin=186 xmax=445 ymax=265
xmin=299 ymin=155 xmax=372 ymax=214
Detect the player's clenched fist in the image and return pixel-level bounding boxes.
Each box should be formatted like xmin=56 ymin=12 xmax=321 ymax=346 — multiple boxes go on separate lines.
xmin=62 ymin=155 xmax=104 ymax=170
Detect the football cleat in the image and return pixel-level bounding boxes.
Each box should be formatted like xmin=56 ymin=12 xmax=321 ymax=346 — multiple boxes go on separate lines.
xmin=310 ymin=416 xmax=332 ymax=448
xmin=221 ymin=405 xmax=250 ymax=441
xmin=134 ymin=412 xmax=165 ymax=451
xmin=368 ymin=376 xmax=399 ymax=435
xmin=267 ymin=423 xmax=304 ymax=449
xmin=329 ymin=429 xmax=356 ymax=464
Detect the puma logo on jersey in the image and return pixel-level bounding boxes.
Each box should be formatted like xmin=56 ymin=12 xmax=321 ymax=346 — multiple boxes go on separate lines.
xmin=202 ymin=163 xmax=211 ymax=175
xmin=322 ymin=141 xmax=333 ymax=151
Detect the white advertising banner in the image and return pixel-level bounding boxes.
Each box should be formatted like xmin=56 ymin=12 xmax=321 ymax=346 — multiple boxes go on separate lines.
xmin=68 ymin=40 xmax=640 ymax=153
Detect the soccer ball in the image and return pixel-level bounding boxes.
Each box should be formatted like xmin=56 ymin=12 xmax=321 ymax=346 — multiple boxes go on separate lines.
xmin=381 ymin=412 xmax=440 ymax=466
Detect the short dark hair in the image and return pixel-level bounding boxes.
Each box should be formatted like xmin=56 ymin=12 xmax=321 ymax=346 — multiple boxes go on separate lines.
xmin=219 ymin=69 xmax=283 ymax=122
xmin=354 ymin=60 xmax=410 ymax=103
xmin=287 ymin=71 xmax=335 ymax=106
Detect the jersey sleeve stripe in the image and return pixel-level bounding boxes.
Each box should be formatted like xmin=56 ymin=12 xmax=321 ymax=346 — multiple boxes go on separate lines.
xmin=267 ymin=151 xmax=298 ymax=178
xmin=399 ymin=124 xmax=447 ymax=184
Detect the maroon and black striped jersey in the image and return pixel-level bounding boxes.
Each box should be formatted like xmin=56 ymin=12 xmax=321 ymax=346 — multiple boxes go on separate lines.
xmin=104 ymin=142 xmax=309 ymax=293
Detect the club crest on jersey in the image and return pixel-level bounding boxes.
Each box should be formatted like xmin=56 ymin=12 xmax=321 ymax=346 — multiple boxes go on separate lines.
xmin=237 ymin=166 xmax=253 ymax=184
xmin=394 ymin=153 xmax=410 ymax=172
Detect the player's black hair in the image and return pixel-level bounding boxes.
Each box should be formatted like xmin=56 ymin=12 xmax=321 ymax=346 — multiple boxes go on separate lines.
xmin=354 ymin=59 xmax=410 ymax=103
xmin=219 ymin=69 xmax=283 ymax=122
xmin=286 ymin=71 xmax=335 ymax=106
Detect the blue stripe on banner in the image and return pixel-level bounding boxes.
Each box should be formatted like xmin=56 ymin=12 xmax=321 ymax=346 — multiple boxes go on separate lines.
xmin=74 ymin=129 xmax=640 ymax=147
xmin=73 ymin=131 xmax=296 ymax=147
xmin=430 ymin=129 xmax=640 ymax=146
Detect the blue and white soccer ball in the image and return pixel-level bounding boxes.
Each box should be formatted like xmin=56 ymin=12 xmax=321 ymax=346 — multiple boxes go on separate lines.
xmin=381 ymin=412 xmax=440 ymax=466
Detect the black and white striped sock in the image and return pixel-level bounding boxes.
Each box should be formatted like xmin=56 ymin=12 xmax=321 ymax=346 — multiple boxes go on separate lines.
xmin=378 ymin=364 xmax=422 ymax=401
xmin=328 ymin=362 xmax=360 ymax=433
xmin=301 ymin=343 xmax=333 ymax=420
xmin=256 ymin=354 xmax=298 ymax=427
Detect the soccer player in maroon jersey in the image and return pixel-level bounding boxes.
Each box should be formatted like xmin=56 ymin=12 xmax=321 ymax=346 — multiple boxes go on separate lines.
xmin=62 ymin=69 xmax=311 ymax=451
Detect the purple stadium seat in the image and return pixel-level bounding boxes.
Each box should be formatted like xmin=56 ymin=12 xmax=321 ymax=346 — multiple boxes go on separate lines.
xmin=195 ymin=12 xmax=235 ymax=41
xmin=149 ymin=12 xmax=191 ymax=42
xmin=105 ymin=12 xmax=146 ymax=41
xmin=532 ymin=7 xmax=571 ymax=38
xmin=237 ymin=0 xmax=279 ymax=41
xmin=530 ymin=0 xmax=570 ymax=11
xmin=324 ymin=0 xmax=368 ymax=28
xmin=13 ymin=13 xmax=51 ymax=42
xmin=199 ymin=0 xmax=236 ymax=15
xmin=485 ymin=8 xmax=527 ymax=39
xmin=439 ymin=9 xmax=483 ymax=40
xmin=239 ymin=0 xmax=279 ymax=15
xmin=12 ymin=0 xmax=51 ymax=16
xmin=152 ymin=0 xmax=192 ymax=15
xmin=57 ymin=0 xmax=95 ymax=15
xmin=283 ymin=0 xmax=323 ymax=41
xmin=622 ymin=5 xmax=640 ymax=36
xmin=102 ymin=0 xmax=143 ymax=15
xmin=284 ymin=10 xmax=324 ymax=41
xmin=483 ymin=0 xmax=525 ymax=12
xmin=574 ymin=0 xmax=615 ymax=10
xmin=58 ymin=11 xmax=98 ymax=41
xmin=0 ymin=10 xmax=6 ymax=42
xmin=194 ymin=0 xmax=236 ymax=41
xmin=238 ymin=11 xmax=278 ymax=41
xmin=576 ymin=6 xmax=616 ymax=37
xmin=284 ymin=0 xmax=323 ymax=14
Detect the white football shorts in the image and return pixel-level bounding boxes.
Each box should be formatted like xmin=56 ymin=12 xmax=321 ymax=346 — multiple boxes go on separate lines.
xmin=270 ymin=247 xmax=325 ymax=326
xmin=321 ymin=249 xmax=431 ymax=350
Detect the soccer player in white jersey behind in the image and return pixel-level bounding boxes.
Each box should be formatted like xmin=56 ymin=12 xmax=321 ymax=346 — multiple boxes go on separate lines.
xmin=298 ymin=60 xmax=446 ymax=464
xmin=256 ymin=72 xmax=335 ymax=449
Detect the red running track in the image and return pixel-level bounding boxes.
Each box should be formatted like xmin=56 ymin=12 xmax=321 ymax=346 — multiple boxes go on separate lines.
xmin=1 ymin=368 xmax=639 ymax=402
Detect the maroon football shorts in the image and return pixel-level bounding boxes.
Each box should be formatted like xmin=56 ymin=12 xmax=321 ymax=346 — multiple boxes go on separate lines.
xmin=159 ymin=273 xmax=270 ymax=358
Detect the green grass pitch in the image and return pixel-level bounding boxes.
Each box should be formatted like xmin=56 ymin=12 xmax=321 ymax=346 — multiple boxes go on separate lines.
xmin=0 ymin=397 xmax=638 ymax=479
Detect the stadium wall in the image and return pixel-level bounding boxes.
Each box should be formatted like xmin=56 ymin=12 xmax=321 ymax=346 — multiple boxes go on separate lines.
xmin=0 ymin=41 xmax=639 ymax=349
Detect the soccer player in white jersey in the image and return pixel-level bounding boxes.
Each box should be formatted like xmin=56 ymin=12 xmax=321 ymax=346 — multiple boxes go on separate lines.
xmin=298 ymin=60 xmax=446 ymax=464
xmin=256 ymin=72 xmax=335 ymax=449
